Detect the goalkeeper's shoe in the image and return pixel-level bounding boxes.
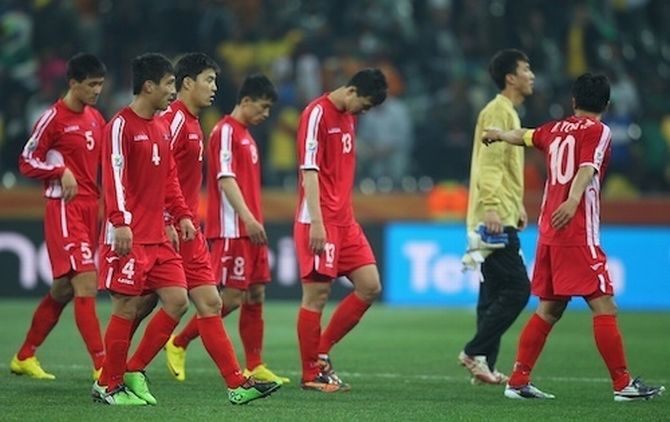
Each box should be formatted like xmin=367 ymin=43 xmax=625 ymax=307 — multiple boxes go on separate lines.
xmin=614 ymin=377 xmax=665 ymax=402
xmin=243 ymin=364 xmax=290 ymax=384
xmin=228 ymin=377 xmax=281 ymax=405
xmin=471 ymin=369 xmax=509 ymax=385
xmin=92 ymin=382 xmax=147 ymax=405
xmin=164 ymin=335 xmax=186 ymax=381
xmin=458 ymin=351 xmax=498 ymax=385
xmin=504 ymin=383 xmax=556 ymax=399
xmin=124 ymin=371 xmax=157 ymax=405
xmin=10 ymin=355 xmax=55 ymax=380
xmin=301 ymin=372 xmax=350 ymax=393
xmin=317 ymin=356 xmax=351 ymax=391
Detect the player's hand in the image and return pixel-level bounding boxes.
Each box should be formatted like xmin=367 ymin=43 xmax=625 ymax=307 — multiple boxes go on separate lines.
xmin=113 ymin=226 xmax=133 ymax=256
xmin=551 ymin=197 xmax=578 ymax=229
xmin=61 ymin=168 xmax=78 ymax=202
xmin=179 ymin=218 xmax=196 ymax=242
xmin=484 ymin=210 xmax=503 ymax=234
xmin=517 ymin=207 xmax=528 ymax=231
xmin=309 ymin=222 xmax=326 ymax=254
xmin=244 ymin=218 xmax=268 ymax=245
xmin=165 ymin=224 xmax=179 ymax=251
xmin=482 ymin=128 xmax=502 ymax=146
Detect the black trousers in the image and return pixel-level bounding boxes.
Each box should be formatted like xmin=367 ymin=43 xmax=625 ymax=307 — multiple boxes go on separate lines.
xmin=463 ymin=226 xmax=530 ymax=370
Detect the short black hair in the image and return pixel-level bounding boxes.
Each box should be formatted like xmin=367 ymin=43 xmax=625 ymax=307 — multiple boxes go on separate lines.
xmin=572 ymin=73 xmax=610 ymax=114
xmin=66 ymin=53 xmax=106 ymax=82
xmin=131 ymin=53 xmax=174 ymax=95
xmin=174 ymin=52 xmax=220 ymax=91
xmin=346 ymin=68 xmax=388 ymax=106
xmin=236 ymin=73 xmax=277 ymax=104
xmin=488 ymin=49 xmax=529 ymax=90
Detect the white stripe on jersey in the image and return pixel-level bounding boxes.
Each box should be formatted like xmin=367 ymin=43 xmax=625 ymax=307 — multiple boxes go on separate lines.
xmin=218 ymin=124 xmax=239 ymax=238
xmin=44 ymin=149 xmax=65 ymax=198
xmin=218 ymin=123 xmax=234 ymax=177
xmin=584 ymin=124 xmax=610 ymax=246
xmin=169 ymin=110 xmax=186 ymax=150
xmin=110 ymin=117 xmax=132 ymax=225
xmin=22 ymin=108 xmax=61 ymax=172
xmin=300 ymin=105 xmax=322 ymax=170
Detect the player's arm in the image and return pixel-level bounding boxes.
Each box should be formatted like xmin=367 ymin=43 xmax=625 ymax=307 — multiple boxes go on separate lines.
xmin=551 ymin=165 xmax=596 ymax=229
xmin=103 ymin=118 xmax=132 ymax=256
xmin=481 ymin=128 xmax=532 ymax=146
xmin=164 ymin=153 xmax=195 ymax=241
xmin=476 ymin=111 xmax=512 ymax=234
xmin=219 ymin=177 xmax=267 ymax=245
xmin=301 ymin=169 xmax=326 ymax=254
xmin=18 ymin=111 xmax=78 ymax=201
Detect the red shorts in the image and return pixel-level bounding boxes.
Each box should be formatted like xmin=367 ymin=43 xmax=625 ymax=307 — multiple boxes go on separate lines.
xmin=210 ymin=237 xmax=271 ymax=290
xmin=177 ymin=231 xmax=216 ymax=289
xmin=44 ymin=197 xmax=99 ymax=278
xmin=294 ymin=222 xmax=376 ymax=281
xmin=98 ymin=242 xmax=187 ymax=295
xmin=531 ymin=243 xmax=614 ymax=301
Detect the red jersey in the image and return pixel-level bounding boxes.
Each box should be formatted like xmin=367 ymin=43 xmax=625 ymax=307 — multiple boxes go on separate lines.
xmin=206 ymin=115 xmax=262 ymax=239
xmin=19 ymin=99 xmax=105 ymax=199
xmin=161 ymin=100 xmax=204 ymax=225
xmin=528 ymin=115 xmax=611 ymax=246
xmin=295 ymin=94 xmax=357 ymax=226
xmin=101 ymin=107 xmax=191 ymax=245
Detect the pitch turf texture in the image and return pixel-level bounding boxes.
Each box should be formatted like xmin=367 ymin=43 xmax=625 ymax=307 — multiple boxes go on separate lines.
xmin=0 ymin=300 xmax=667 ymax=421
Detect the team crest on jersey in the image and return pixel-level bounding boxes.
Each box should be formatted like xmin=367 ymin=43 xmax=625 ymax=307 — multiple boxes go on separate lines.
xmin=163 ymin=133 xmax=171 ymax=141
xmin=112 ymin=154 xmax=124 ymax=168
xmin=91 ymin=121 xmax=99 ymax=128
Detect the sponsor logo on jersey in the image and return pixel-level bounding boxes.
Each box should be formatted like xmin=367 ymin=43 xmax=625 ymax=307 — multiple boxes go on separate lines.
xmin=188 ymin=133 xmax=200 ymax=140
xmin=64 ymin=125 xmax=81 ymax=133
xmin=328 ymin=127 xmax=341 ymax=134
xmin=134 ymin=134 xmax=149 ymax=141
xmin=241 ymin=139 xmax=250 ymax=145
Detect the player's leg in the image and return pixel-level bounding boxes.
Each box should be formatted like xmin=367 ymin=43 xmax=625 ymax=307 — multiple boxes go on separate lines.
xmin=587 ymin=293 xmax=665 ymax=401
xmin=241 ymin=283 xmax=290 ymax=383
xmin=189 ymin=284 xmax=281 ymax=404
xmin=71 ymin=270 xmax=105 ymax=379
xmin=11 ymin=276 xmax=71 ymax=379
xmin=461 ymin=228 xmax=530 ymax=384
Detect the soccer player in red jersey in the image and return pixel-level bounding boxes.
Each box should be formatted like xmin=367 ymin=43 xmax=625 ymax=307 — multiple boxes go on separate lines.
xmin=92 ymin=53 xmax=197 ymax=406
xmin=483 ymin=73 xmax=666 ymax=401
xmin=161 ymin=55 xmax=282 ymax=401
xmin=166 ymin=73 xmax=289 ymax=386
xmin=13 ymin=53 xmax=107 ymax=381
xmin=294 ymin=68 xmax=388 ymax=392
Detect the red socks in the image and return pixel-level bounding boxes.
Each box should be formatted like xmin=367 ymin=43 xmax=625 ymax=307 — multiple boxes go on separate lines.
xmin=126 ymin=308 xmax=178 ymax=372
xmin=17 ymin=293 xmax=66 ymax=360
xmin=239 ymin=303 xmax=264 ymax=370
xmin=99 ymin=314 xmax=133 ymax=391
xmin=593 ymin=314 xmax=630 ymax=390
xmin=297 ymin=307 xmax=322 ymax=381
xmin=508 ymin=313 xmax=553 ymax=387
xmin=198 ymin=315 xmax=246 ymax=388
xmin=318 ymin=293 xmax=371 ymax=355
xmin=74 ymin=297 xmax=105 ymax=369
xmin=173 ymin=314 xmax=200 ymax=349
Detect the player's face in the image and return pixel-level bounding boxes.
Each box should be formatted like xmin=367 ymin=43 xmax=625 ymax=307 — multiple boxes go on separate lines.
xmin=243 ymin=97 xmax=274 ymax=126
xmin=192 ymin=69 xmax=218 ymax=108
xmin=511 ymin=60 xmax=534 ymax=97
xmin=153 ymin=74 xmax=176 ymax=111
xmin=71 ymin=76 xmax=105 ymax=106
xmin=344 ymin=89 xmax=375 ymax=115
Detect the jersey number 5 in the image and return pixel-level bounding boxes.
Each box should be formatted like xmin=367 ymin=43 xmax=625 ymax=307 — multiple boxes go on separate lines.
xmin=548 ymin=135 xmax=575 ymax=185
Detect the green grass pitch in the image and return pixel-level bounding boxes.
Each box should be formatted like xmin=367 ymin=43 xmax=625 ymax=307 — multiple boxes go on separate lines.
xmin=0 ymin=299 xmax=667 ymax=421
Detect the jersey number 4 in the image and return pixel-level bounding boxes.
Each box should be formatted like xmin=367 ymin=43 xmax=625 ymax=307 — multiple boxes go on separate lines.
xmin=548 ymin=135 xmax=575 ymax=185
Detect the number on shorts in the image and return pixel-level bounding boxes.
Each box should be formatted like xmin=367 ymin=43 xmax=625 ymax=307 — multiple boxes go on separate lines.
xmin=233 ymin=256 xmax=245 ymax=277
xmin=122 ymin=259 xmax=136 ymax=279
xmin=324 ymin=242 xmax=336 ymax=267
xmin=80 ymin=243 xmax=93 ymax=260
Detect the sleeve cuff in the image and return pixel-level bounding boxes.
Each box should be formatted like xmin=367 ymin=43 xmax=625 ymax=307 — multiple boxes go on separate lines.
xmin=523 ymin=130 xmax=535 ymax=147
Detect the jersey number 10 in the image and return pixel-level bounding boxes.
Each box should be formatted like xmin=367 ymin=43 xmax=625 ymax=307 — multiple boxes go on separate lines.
xmin=548 ymin=135 xmax=575 ymax=186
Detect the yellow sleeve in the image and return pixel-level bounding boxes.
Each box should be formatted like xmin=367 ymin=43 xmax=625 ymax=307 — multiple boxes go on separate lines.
xmin=523 ymin=129 xmax=536 ymax=147
xmin=477 ymin=107 xmax=508 ymax=211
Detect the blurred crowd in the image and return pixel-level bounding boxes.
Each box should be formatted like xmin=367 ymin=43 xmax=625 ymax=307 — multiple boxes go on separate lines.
xmin=1 ymin=0 xmax=669 ymax=195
